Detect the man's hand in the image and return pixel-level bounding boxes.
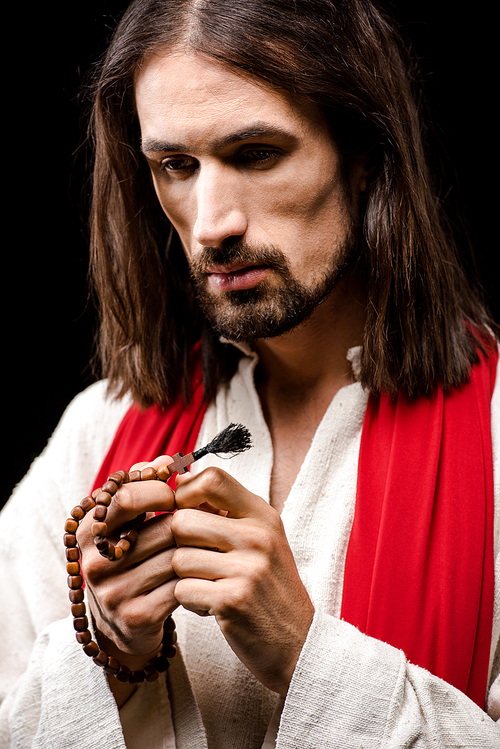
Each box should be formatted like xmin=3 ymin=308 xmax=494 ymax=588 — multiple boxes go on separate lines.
xmin=172 ymin=466 xmax=315 ymax=697
xmin=77 ymin=459 xmax=178 ymax=673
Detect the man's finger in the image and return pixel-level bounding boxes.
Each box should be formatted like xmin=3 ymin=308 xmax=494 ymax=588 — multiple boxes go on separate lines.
xmin=119 ymin=513 xmax=176 ymax=564
xmin=174 ymin=577 xmax=225 ymax=617
xmin=85 ymin=479 xmax=176 ymax=537
xmin=171 ymin=507 xmax=238 ymax=552
xmin=175 ymin=467 xmax=271 ymax=519
xmin=129 ymin=455 xmax=174 ymax=473
xmin=172 ymin=545 xmax=230 ymax=581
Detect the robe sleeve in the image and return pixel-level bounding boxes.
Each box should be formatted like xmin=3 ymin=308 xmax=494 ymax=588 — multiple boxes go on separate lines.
xmin=0 ymin=380 xmax=131 ymax=706
xmin=276 ymin=610 xmax=500 ymax=748
xmin=0 ymin=616 xmax=128 ymax=749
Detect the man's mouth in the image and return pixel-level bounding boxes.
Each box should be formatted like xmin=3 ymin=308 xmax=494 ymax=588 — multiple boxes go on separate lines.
xmin=204 ymin=263 xmax=271 ymax=291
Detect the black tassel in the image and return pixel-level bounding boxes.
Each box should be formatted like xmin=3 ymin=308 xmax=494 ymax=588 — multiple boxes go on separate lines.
xmin=193 ymin=423 xmax=253 ymax=461
xmin=166 ymin=423 xmax=253 ymax=475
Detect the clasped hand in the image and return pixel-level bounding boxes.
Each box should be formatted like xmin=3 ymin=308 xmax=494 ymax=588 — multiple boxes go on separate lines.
xmin=77 ymin=455 xmax=314 ymax=696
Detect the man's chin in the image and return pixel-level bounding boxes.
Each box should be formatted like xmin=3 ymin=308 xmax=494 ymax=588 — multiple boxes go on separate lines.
xmin=199 ymin=296 xmax=319 ymax=343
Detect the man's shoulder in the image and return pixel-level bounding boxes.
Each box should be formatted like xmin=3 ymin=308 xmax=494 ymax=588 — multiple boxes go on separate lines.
xmin=58 ymin=380 xmax=132 ymax=429
xmin=36 ymin=381 xmax=133 ymax=485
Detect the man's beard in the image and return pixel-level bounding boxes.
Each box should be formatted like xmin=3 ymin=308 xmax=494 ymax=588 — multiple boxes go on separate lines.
xmin=188 ymin=233 xmax=358 ymax=343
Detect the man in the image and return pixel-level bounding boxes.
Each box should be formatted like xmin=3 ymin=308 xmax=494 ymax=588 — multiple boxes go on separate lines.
xmin=0 ymin=1 xmax=499 ymax=747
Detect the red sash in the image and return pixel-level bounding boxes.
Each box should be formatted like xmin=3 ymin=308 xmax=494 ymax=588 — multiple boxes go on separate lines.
xmin=93 ymin=346 xmax=497 ymax=708
xmin=341 ymin=344 xmax=498 ymax=707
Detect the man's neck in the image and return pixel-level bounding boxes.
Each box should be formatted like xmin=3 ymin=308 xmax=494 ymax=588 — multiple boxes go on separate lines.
xmin=254 ymin=272 xmax=366 ymax=400
xmin=252 ymin=273 xmax=366 ymax=511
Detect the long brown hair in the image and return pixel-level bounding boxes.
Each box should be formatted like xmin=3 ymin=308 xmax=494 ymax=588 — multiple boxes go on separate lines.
xmin=87 ymin=0 xmax=497 ymax=407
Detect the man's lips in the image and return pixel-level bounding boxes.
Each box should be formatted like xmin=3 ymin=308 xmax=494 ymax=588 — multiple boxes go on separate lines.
xmin=204 ymin=263 xmax=271 ymax=291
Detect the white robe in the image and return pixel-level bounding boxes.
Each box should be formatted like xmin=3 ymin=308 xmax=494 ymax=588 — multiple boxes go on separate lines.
xmin=1 ymin=347 xmax=499 ymax=748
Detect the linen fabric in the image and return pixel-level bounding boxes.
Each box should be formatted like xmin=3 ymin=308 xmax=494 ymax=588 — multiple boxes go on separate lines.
xmin=1 ymin=347 xmax=500 ymax=748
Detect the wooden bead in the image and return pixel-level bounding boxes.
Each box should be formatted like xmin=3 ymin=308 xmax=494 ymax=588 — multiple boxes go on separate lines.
xmin=120 ymin=528 xmax=138 ymax=544
xmin=92 ymin=521 xmax=108 ymax=538
xmin=144 ymin=665 xmax=160 ymax=682
xmin=163 ymin=644 xmax=177 ymax=659
xmin=71 ymin=602 xmax=86 ymax=617
xmin=95 ymin=540 xmax=115 ymax=560
xmin=64 ymin=518 xmax=79 ymax=534
xmin=66 ymin=547 xmax=80 ymax=562
xmin=94 ymin=491 xmax=112 ymax=507
xmin=128 ymin=470 xmax=142 ymax=482
xmin=104 ymin=656 xmax=121 ymax=675
xmin=83 ymin=641 xmax=99 ymax=657
xmin=94 ymin=537 xmax=109 ymax=553
xmin=113 ymin=546 xmax=124 ymax=560
xmin=73 ymin=616 xmax=89 ymax=632
xmin=111 ymin=470 xmax=129 ymax=485
xmin=93 ymin=650 xmax=109 ymax=668
xmin=152 ymin=655 xmax=170 ymax=673
xmin=156 ymin=464 xmax=172 ymax=482
xmin=129 ymin=670 xmax=145 ymax=684
xmin=67 ymin=575 xmax=83 ymax=590
xmin=106 ymin=545 xmax=116 ymax=560
xmin=164 ymin=630 xmax=177 ymax=646
xmin=66 ymin=561 xmax=80 ymax=575
xmin=80 ymin=496 xmax=96 ymax=512
xmin=107 ymin=473 xmax=124 ymax=488
xmin=115 ymin=665 xmax=132 ymax=682
xmin=75 ymin=630 xmax=92 ymax=645
xmin=116 ymin=538 xmax=130 ymax=552
xmin=71 ymin=505 xmax=85 ymax=521
xmin=164 ymin=616 xmax=176 ymax=633
xmin=63 ymin=533 xmax=77 ymax=548
xmin=93 ymin=504 xmax=107 ymax=520
xmin=69 ymin=588 xmax=84 ymax=604
xmin=101 ymin=480 xmax=119 ymax=495
xmin=140 ymin=467 xmax=157 ymax=482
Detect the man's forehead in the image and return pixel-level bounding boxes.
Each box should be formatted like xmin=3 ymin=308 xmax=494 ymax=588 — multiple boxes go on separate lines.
xmin=135 ymin=50 xmax=323 ymax=148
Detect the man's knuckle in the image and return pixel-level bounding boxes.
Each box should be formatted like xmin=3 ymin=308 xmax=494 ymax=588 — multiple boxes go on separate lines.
xmin=80 ymin=553 xmax=105 ymax=586
xmin=248 ymin=553 xmax=271 ymax=581
xmin=113 ymin=485 xmax=136 ymax=513
xmin=247 ymin=523 xmax=274 ymax=552
xmin=171 ymin=545 xmax=189 ymax=572
xmin=198 ymin=466 xmax=227 ymax=498
xmin=171 ymin=508 xmax=195 ymax=536
xmin=221 ymin=582 xmax=251 ymax=615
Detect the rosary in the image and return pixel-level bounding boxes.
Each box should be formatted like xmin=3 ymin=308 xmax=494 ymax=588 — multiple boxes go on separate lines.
xmin=63 ymin=423 xmax=252 ymax=684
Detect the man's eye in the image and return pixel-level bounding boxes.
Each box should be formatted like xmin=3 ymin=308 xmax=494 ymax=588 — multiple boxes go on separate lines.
xmin=160 ymin=156 xmax=197 ymax=175
xmin=239 ymin=149 xmax=281 ymax=167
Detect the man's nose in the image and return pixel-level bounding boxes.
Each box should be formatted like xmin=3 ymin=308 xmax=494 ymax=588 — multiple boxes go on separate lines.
xmin=192 ymin=165 xmax=248 ymax=247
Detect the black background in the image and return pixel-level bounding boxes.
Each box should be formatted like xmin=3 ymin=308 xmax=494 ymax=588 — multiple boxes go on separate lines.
xmin=4 ymin=2 xmax=497 ymax=509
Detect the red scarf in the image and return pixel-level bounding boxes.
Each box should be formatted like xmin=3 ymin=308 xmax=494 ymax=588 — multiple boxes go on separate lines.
xmin=93 ymin=346 xmax=498 ymax=708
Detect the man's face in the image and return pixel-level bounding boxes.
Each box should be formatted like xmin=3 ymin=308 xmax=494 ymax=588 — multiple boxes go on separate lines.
xmin=135 ymin=51 xmax=366 ymax=342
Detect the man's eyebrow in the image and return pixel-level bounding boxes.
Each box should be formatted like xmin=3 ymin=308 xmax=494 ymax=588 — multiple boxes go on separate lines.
xmin=211 ymin=124 xmax=298 ymax=150
xmin=140 ymin=123 xmax=299 ymax=155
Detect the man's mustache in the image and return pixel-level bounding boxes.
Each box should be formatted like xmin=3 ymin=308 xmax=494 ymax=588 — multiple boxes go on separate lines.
xmin=189 ymin=241 xmax=291 ymax=276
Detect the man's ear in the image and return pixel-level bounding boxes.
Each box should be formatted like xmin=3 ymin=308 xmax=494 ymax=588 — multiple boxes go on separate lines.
xmin=350 ymin=151 xmax=371 ymax=196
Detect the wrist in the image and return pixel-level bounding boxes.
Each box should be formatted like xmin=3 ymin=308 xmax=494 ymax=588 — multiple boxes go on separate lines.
xmin=77 ymin=589 xmax=175 ymax=683
xmin=93 ymin=625 xmax=163 ymax=673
